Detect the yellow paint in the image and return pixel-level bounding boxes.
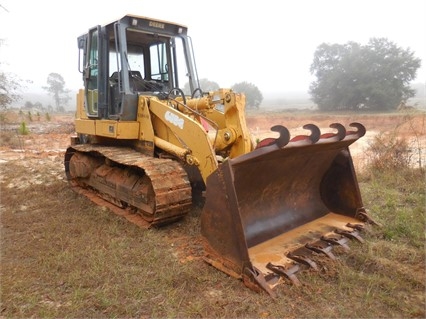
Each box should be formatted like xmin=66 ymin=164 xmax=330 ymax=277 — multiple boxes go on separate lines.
xmin=137 ymin=96 xmax=154 ymax=142
xmin=149 ymin=97 xmax=218 ymax=182
xmin=95 ymin=120 xmax=140 ymax=139
xmin=76 ymin=89 xmax=88 ymax=119
xmin=75 ymin=119 xmax=140 ymax=139
xmin=75 ymin=119 xmax=95 ymax=135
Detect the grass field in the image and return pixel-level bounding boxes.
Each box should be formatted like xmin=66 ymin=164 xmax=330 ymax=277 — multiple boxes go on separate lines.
xmin=0 ymin=110 xmax=425 ymax=318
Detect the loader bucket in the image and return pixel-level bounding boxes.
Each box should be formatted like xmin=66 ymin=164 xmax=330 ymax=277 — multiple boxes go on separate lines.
xmin=201 ymin=122 xmax=374 ymax=297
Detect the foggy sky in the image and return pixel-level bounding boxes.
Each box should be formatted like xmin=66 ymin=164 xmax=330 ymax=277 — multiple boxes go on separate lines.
xmin=0 ymin=0 xmax=425 ymax=98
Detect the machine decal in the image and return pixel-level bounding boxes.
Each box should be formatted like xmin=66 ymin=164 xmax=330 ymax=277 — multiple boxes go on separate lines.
xmin=149 ymin=21 xmax=165 ymax=29
xmin=165 ymin=111 xmax=184 ymax=129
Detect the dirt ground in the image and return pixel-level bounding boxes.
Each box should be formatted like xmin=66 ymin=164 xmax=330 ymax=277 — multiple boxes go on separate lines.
xmin=0 ymin=108 xmax=424 ymax=317
xmin=0 ymin=109 xmax=425 ymax=171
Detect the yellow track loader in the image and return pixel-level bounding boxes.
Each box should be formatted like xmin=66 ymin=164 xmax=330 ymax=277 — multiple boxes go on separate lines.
xmin=65 ymin=14 xmax=375 ymax=297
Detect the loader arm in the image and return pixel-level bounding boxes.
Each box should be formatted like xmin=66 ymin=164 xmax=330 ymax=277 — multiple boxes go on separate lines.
xmin=148 ymin=97 xmax=218 ymax=183
xmin=147 ymin=89 xmax=253 ymax=184
xmin=194 ymin=89 xmax=253 ymax=158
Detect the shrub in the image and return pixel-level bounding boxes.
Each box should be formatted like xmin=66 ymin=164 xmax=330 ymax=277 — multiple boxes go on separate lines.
xmin=365 ymin=133 xmax=411 ymax=172
xmin=0 ymin=112 xmax=7 ymax=123
xmin=18 ymin=121 xmax=29 ymax=135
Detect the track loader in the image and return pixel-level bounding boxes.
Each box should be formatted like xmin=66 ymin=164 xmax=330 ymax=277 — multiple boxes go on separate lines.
xmin=65 ymin=14 xmax=375 ymax=297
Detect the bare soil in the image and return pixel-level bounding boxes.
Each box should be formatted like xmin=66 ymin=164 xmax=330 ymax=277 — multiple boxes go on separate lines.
xmin=0 ymin=109 xmax=425 ymax=317
xmin=1 ymin=110 xmax=424 ymax=167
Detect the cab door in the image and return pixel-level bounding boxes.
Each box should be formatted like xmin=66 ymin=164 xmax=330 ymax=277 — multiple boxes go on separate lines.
xmin=84 ymin=26 xmax=101 ymax=118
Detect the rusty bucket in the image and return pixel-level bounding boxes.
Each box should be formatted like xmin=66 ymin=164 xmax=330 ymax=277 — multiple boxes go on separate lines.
xmin=201 ymin=123 xmax=374 ymax=297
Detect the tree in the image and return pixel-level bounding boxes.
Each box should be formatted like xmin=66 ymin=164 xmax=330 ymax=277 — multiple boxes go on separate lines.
xmin=0 ymin=71 xmax=22 ymax=110
xmin=1 ymin=37 xmax=24 ymax=109
xmin=43 ymin=73 xmax=71 ymax=112
xmin=183 ymin=78 xmax=220 ymax=95
xmin=309 ymin=38 xmax=421 ymax=111
xmin=231 ymin=81 xmax=263 ymax=109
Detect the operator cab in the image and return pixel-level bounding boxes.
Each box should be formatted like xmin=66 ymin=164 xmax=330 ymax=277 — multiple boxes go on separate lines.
xmin=78 ymin=15 xmax=199 ymax=120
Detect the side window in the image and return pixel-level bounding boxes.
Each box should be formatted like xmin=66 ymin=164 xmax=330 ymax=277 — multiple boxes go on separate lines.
xmin=173 ymin=37 xmax=190 ymax=92
xmin=127 ymin=47 xmax=145 ymax=77
xmin=109 ymin=48 xmax=120 ymax=77
xmin=85 ymin=28 xmax=99 ymax=116
xmin=88 ymin=30 xmax=98 ymax=89
xmin=150 ymin=43 xmax=168 ymax=81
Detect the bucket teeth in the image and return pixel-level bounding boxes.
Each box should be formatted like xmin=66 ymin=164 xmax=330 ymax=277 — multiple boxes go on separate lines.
xmin=355 ymin=208 xmax=380 ymax=226
xmin=335 ymin=228 xmax=365 ymax=243
xmin=346 ymin=222 xmax=365 ymax=231
xmin=305 ymin=240 xmax=336 ymax=260
xmin=287 ymin=247 xmax=319 ymax=271
xmin=244 ymin=266 xmax=277 ymax=298
xmin=266 ymin=262 xmax=301 ymax=286
xmin=269 ymin=223 xmax=368 ymax=289
xmin=321 ymin=234 xmax=351 ymax=252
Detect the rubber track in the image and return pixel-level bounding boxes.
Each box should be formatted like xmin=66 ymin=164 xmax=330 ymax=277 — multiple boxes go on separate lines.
xmin=66 ymin=144 xmax=192 ymax=227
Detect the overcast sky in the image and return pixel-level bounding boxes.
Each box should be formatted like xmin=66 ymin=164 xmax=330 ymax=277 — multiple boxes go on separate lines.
xmin=0 ymin=0 xmax=425 ymax=97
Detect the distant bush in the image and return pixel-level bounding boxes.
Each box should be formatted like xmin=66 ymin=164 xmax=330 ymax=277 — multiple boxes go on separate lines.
xmin=0 ymin=112 xmax=7 ymax=123
xmin=18 ymin=121 xmax=29 ymax=135
xmin=365 ymin=133 xmax=411 ymax=172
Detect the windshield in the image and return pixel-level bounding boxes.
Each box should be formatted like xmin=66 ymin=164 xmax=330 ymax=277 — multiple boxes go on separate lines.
xmin=106 ymin=29 xmax=191 ymax=94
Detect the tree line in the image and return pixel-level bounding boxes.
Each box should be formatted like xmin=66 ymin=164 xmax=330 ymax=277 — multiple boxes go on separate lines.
xmin=184 ymin=79 xmax=263 ymax=109
xmin=0 ymin=72 xmax=71 ymax=112
xmin=1 ymin=37 xmax=422 ymax=112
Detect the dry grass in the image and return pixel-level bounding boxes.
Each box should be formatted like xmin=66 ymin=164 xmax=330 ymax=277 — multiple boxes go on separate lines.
xmin=0 ymin=111 xmax=425 ymax=318
xmin=1 ymin=163 xmax=424 ymax=318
